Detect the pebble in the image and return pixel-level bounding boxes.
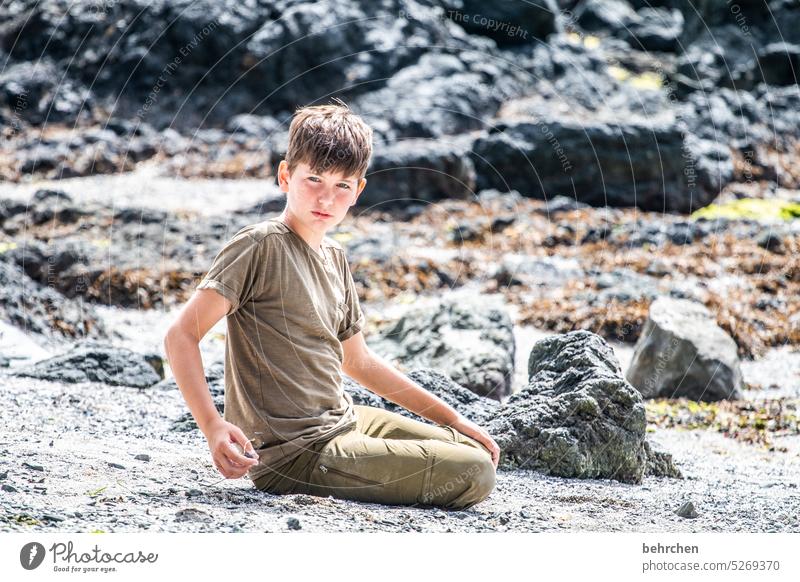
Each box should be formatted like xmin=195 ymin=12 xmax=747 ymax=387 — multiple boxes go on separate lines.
xmin=286 ymin=517 xmax=302 ymax=530
xmin=0 ymin=471 xmax=7 ymax=480
xmin=757 ymin=232 xmax=784 ymax=253
xmin=675 ymin=501 xmax=699 ymax=519
xmin=186 ymin=488 xmax=203 ymax=497
xmin=41 ymin=513 xmax=66 ymax=522
xmin=134 ymin=454 xmax=151 ymax=462
xmin=2 ymin=484 xmax=18 ymax=492
xmin=175 ymin=508 xmax=212 ymax=522
xmin=22 ymin=461 xmax=44 ymax=471
xmin=108 ymin=462 xmax=126 ymax=469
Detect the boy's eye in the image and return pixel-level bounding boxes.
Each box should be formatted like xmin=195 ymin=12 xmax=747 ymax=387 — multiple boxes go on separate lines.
xmin=307 ymin=176 xmax=321 ymax=183
xmin=337 ymin=183 xmax=351 ymax=190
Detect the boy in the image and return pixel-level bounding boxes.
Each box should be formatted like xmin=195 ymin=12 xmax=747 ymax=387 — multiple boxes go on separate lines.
xmin=164 ymin=102 xmax=499 ymax=510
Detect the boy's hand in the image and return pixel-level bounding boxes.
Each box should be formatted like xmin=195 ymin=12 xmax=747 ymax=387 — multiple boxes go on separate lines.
xmin=451 ymin=416 xmax=501 ymax=469
xmin=204 ymin=419 xmax=259 ymax=479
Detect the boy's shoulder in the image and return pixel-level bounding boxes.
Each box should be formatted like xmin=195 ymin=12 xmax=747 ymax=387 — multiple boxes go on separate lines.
xmin=233 ymin=218 xmax=289 ymax=243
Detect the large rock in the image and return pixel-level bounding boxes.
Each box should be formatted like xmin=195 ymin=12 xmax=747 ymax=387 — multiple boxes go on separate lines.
xmin=471 ymin=116 xmax=733 ymax=213
xmin=626 ymin=297 xmax=744 ymax=401
xmin=367 ymin=295 xmax=515 ymax=400
xmin=15 ymin=341 xmax=162 ymax=388
xmin=487 ymin=331 xmax=649 ymax=483
xmin=344 ymin=367 xmax=500 ymax=425
xmin=758 ymin=42 xmax=800 ymax=86
xmin=0 ymin=254 xmax=106 ymax=340
xmin=0 ymin=60 xmax=93 ymax=125
xmin=2 ymin=1 xmax=486 ymax=127
xmin=362 ymin=137 xmax=476 ymax=208
xmin=576 ymin=0 xmax=684 ymax=53
xmin=352 ymin=51 xmax=526 ymax=140
xmin=442 ymin=0 xmax=556 ymax=44
xmin=406 ymin=368 xmax=500 ymax=424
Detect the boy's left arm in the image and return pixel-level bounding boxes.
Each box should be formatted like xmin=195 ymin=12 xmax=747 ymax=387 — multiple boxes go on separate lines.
xmin=341 ymin=331 xmax=500 ymax=466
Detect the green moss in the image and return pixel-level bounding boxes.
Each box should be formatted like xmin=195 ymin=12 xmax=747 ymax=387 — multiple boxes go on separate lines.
xmin=9 ymin=514 xmax=40 ymax=526
xmin=692 ymin=198 xmax=800 ymax=222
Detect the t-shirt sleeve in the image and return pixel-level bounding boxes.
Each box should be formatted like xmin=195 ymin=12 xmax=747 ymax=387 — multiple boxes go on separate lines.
xmin=338 ymin=257 xmax=365 ymax=342
xmin=196 ymin=229 xmax=268 ymax=315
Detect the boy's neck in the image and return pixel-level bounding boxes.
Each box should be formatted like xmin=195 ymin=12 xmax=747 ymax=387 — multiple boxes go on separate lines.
xmin=278 ymin=210 xmax=325 ymax=255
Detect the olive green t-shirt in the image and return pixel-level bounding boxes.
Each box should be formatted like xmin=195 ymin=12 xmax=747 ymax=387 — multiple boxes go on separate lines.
xmin=196 ymin=217 xmax=364 ymax=482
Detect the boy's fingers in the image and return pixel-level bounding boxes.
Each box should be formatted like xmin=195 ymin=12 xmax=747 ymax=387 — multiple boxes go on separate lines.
xmin=222 ymin=450 xmax=247 ymax=468
xmin=229 ymin=433 xmax=259 ymax=464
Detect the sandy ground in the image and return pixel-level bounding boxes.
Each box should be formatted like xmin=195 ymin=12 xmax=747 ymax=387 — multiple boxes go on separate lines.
xmin=1 ymin=370 xmax=797 ymax=533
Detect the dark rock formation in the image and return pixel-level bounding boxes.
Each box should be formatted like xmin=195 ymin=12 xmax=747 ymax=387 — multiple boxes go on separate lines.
xmin=471 ymin=116 xmax=733 ymax=213
xmin=363 ymin=137 xmax=477 ymax=208
xmin=0 ymin=254 xmax=106 ymax=340
xmin=487 ymin=331 xmax=649 ymax=483
xmin=15 ymin=341 xmax=161 ymax=388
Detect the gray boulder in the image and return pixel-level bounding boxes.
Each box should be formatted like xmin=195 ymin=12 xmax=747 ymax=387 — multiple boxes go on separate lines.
xmin=487 ymin=331 xmax=649 ymax=483
xmin=367 ymin=295 xmax=515 ymax=401
xmin=344 ymin=367 xmax=500 ymax=425
xmin=15 ymin=341 xmax=162 ymax=388
xmin=626 ymin=297 xmax=744 ymax=401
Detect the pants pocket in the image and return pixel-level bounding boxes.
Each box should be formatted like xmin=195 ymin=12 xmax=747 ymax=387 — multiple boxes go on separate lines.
xmin=317 ymin=462 xmax=383 ymax=487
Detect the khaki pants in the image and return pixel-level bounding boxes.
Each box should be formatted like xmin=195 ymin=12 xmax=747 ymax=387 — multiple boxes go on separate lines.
xmin=252 ymin=405 xmax=496 ymax=510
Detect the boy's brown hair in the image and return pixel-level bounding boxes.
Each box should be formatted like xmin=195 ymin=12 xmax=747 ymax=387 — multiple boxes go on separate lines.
xmin=284 ymin=99 xmax=373 ymax=179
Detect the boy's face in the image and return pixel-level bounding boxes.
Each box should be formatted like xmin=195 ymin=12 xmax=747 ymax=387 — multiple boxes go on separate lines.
xmin=277 ymin=160 xmax=367 ymax=232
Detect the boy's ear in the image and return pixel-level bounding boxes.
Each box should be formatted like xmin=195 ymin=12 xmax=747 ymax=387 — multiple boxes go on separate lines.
xmin=277 ymin=160 xmax=290 ymax=192
xmin=353 ymin=177 xmax=367 ymax=204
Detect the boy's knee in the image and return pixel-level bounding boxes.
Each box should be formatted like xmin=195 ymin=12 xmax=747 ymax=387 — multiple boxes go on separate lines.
xmin=477 ymin=455 xmax=496 ymax=495
xmin=462 ymin=454 xmax=496 ymax=507
xmin=432 ymin=451 xmax=496 ymax=510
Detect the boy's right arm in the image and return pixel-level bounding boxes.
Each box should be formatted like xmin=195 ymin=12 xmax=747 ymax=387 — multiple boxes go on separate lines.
xmin=163 ymin=289 xmax=258 ymax=479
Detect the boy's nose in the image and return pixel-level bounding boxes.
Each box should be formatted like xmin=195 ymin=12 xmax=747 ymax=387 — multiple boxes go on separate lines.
xmin=318 ymin=192 xmax=335 ymax=207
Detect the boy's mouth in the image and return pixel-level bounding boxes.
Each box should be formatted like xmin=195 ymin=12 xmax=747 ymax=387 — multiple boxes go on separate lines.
xmin=312 ymin=210 xmax=333 ymax=219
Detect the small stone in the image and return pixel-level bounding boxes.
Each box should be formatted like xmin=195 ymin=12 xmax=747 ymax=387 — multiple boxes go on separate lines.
xmin=757 ymin=231 xmax=784 ymax=253
xmin=73 ymin=511 xmax=83 ymax=518
xmin=286 ymin=517 xmax=302 ymax=530
xmin=2 ymin=484 xmax=17 ymax=492
xmin=186 ymin=488 xmax=202 ymax=497
xmin=175 ymin=508 xmax=212 ymax=523
xmin=0 ymin=471 xmax=7 ymax=480
xmin=675 ymin=501 xmax=699 ymax=519
xmin=134 ymin=454 xmax=150 ymax=462
xmin=41 ymin=513 xmax=66 ymax=522
xmin=22 ymin=461 xmax=44 ymax=471
xmin=108 ymin=462 xmax=126 ymax=470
